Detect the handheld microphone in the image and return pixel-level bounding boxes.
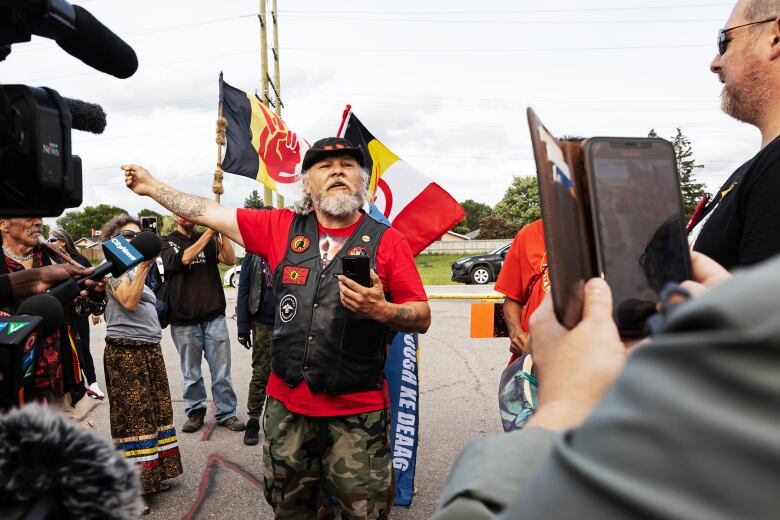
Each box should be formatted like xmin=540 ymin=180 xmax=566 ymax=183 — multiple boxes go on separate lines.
xmin=47 ymin=231 xmax=161 ymax=304
xmin=55 ymin=5 xmax=138 ymax=79
xmin=0 ymin=294 xmax=64 ymax=408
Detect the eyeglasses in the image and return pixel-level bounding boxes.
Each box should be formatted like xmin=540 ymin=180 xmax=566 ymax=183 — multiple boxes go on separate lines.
xmin=47 ymin=237 xmax=62 ymax=243
xmin=115 ymin=230 xmax=138 ymax=239
xmin=718 ymin=17 xmax=777 ymax=55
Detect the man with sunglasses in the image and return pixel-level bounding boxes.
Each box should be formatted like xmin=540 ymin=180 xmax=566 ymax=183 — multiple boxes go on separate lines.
xmin=160 ymin=214 xmax=244 ymax=434
xmin=690 ymin=0 xmax=780 ymax=269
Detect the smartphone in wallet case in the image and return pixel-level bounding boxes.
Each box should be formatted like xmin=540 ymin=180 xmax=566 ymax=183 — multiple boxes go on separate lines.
xmin=528 ymin=109 xmax=691 ymax=337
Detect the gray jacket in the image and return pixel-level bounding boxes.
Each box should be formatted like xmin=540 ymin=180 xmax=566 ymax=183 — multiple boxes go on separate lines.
xmin=434 ymin=254 xmax=780 ymax=520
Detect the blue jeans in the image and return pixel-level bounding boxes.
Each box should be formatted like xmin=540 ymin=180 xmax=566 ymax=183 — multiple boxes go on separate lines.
xmin=170 ymin=316 xmax=238 ymax=422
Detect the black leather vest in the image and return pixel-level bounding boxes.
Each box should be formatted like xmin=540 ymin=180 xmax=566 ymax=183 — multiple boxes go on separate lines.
xmin=271 ymin=212 xmax=390 ymax=394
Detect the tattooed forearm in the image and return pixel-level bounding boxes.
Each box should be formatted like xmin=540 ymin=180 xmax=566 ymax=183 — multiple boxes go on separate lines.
xmin=384 ymin=303 xmax=430 ymax=333
xmin=154 ymin=185 xmax=209 ymax=219
xmin=394 ymin=305 xmax=418 ymax=323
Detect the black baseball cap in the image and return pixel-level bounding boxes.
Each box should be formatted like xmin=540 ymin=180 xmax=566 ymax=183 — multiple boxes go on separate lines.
xmin=302 ymin=137 xmax=365 ymax=172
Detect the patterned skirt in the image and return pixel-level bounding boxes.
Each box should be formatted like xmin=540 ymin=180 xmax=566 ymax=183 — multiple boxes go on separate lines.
xmin=104 ymin=337 xmax=183 ymax=494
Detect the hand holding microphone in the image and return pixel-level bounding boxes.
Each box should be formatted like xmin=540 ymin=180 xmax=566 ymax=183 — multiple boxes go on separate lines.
xmin=47 ymin=232 xmax=161 ymax=304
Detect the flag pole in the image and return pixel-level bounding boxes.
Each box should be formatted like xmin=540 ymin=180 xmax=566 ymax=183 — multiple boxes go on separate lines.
xmin=213 ymin=104 xmax=227 ymax=204
xmin=336 ymin=104 xmax=352 ymax=137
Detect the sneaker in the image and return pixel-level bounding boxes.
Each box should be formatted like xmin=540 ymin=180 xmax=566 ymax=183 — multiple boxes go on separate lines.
xmin=243 ymin=418 xmax=260 ymax=445
xmin=181 ymin=409 xmax=206 ymax=433
xmin=219 ymin=416 xmax=246 ymax=432
xmin=86 ymin=382 xmax=105 ymax=400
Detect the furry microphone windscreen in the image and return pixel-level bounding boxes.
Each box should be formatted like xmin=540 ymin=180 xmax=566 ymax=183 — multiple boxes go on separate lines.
xmin=0 ymin=404 xmax=143 ymax=520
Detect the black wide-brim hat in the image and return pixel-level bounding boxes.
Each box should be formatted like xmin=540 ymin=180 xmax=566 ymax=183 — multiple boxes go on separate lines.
xmin=302 ymin=137 xmax=365 ymax=172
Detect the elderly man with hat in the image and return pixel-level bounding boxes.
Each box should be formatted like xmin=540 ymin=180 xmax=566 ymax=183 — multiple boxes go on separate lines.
xmin=122 ymin=137 xmax=431 ymax=520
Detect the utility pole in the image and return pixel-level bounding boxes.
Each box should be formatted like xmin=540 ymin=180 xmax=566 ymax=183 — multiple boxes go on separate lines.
xmin=258 ymin=0 xmax=285 ymax=208
xmin=271 ymin=0 xmax=284 ymax=208
xmin=258 ymin=0 xmax=273 ymax=207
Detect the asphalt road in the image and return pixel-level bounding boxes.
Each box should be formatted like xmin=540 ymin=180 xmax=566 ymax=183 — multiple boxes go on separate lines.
xmin=85 ymin=286 xmax=509 ymax=519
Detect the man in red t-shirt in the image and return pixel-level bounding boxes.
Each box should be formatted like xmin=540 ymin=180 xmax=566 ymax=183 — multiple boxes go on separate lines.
xmin=122 ymin=137 xmax=431 ymax=519
xmin=494 ymin=219 xmax=549 ymax=365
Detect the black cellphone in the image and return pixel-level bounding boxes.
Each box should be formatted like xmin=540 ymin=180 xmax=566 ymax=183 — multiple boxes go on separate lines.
xmin=341 ymin=255 xmax=371 ymax=287
xmin=583 ymin=137 xmax=692 ymax=337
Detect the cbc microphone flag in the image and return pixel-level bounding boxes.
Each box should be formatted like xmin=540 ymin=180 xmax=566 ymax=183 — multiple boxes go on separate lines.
xmin=219 ymin=73 xmax=307 ymax=201
xmin=341 ymin=112 xmax=465 ymax=255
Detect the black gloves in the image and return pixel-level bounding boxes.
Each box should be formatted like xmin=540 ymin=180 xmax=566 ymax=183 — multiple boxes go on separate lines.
xmin=238 ymin=333 xmax=252 ymax=350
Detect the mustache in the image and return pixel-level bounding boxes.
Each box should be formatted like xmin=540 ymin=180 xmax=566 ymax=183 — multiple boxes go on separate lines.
xmin=325 ymin=178 xmax=354 ymax=190
xmin=27 ymin=226 xmax=42 ymax=235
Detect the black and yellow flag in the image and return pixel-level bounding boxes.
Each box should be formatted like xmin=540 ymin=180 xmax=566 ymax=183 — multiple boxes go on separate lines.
xmin=219 ymin=73 xmax=307 ymax=200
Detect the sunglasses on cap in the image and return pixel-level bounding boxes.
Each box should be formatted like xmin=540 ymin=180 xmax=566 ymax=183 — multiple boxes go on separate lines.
xmin=718 ymin=17 xmax=777 ymax=55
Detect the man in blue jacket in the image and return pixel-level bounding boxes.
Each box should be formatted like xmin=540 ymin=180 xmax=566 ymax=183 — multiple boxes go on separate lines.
xmin=236 ymin=251 xmax=274 ymax=445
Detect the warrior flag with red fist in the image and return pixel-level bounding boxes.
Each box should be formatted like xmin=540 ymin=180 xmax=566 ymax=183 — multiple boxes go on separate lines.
xmin=218 ymin=73 xmax=308 ymax=201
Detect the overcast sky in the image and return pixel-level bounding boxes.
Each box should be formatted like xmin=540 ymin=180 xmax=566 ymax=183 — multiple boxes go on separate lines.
xmin=2 ymin=0 xmax=755 ymax=223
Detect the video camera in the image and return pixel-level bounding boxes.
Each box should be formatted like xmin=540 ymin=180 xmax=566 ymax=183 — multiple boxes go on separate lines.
xmin=0 ymin=294 xmax=63 ymax=412
xmin=0 ymin=0 xmax=138 ymax=217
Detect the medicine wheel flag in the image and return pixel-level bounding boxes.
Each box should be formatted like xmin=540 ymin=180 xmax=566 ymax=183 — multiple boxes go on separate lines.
xmin=219 ymin=73 xmax=308 ymax=201
xmin=339 ymin=109 xmax=465 ymax=255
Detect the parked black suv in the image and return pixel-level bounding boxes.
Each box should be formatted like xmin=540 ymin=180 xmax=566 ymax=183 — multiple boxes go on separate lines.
xmin=451 ymin=243 xmax=510 ymax=285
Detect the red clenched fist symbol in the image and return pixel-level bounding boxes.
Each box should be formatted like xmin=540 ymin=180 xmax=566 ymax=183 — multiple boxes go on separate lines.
xmin=257 ymin=104 xmax=301 ymax=184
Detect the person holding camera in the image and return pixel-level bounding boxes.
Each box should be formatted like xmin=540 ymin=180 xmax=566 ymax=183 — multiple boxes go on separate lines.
xmin=430 ymin=251 xmax=780 ymax=519
xmin=99 ymin=214 xmax=182 ymax=510
xmin=0 ymin=217 xmax=104 ymax=418
xmin=236 ymin=251 xmax=275 ymax=446
xmin=122 ymin=136 xmax=431 ymax=519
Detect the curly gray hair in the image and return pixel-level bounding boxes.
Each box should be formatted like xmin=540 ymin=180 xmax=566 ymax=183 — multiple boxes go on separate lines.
xmin=99 ymin=214 xmax=141 ymax=242
xmin=293 ymin=167 xmax=371 ymax=215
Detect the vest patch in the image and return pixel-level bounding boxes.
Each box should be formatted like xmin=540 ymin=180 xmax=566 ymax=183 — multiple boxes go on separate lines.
xmin=282 ymin=266 xmax=310 ymax=285
xmin=290 ymin=235 xmax=311 ymax=253
xmin=347 ymin=245 xmax=370 ymax=257
xmin=279 ymin=294 xmax=298 ymax=323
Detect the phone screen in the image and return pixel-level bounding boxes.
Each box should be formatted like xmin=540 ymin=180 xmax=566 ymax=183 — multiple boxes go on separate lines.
xmin=586 ymin=138 xmax=691 ymax=335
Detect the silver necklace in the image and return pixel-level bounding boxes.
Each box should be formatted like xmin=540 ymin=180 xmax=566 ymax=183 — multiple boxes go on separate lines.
xmin=2 ymin=245 xmax=33 ymax=262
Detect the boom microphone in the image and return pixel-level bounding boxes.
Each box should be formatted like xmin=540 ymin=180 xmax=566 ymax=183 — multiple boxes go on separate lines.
xmin=0 ymin=403 xmax=143 ymax=519
xmin=47 ymin=231 xmax=161 ymax=303
xmin=63 ymin=96 xmax=107 ymax=134
xmin=55 ymin=5 xmax=138 ymax=79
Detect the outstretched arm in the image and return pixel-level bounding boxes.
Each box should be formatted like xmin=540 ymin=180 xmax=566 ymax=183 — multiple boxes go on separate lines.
xmin=122 ymin=164 xmax=243 ymax=247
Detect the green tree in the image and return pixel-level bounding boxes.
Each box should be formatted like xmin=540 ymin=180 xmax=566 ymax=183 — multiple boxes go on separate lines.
xmin=56 ymin=204 xmax=128 ymax=240
xmin=244 ymin=189 xmax=265 ymax=209
xmin=649 ymin=128 xmax=707 ymax=218
xmin=493 ymin=176 xmax=540 ymax=228
xmin=455 ymin=199 xmax=493 ymax=234
xmin=477 ymin=213 xmax=521 ymax=239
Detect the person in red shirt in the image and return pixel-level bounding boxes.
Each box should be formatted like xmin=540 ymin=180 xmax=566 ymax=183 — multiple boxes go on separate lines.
xmin=494 ymin=219 xmax=549 ymax=364
xmin=122 ymin=137 xmax=431 ymax=520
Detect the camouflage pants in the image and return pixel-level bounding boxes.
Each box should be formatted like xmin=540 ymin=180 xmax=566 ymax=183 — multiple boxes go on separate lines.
xmin=262 ymin=397 xmax=394 ymax=520
xmin=247 ymin=322 xmax=272 ymax=419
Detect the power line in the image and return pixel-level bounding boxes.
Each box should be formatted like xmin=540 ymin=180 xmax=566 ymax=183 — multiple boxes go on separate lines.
xmin=281 ymin=14 xmax=723 ymax=25
xmin=278 ymin=4 xmax=732 ymax=15
xmin=14 ymin=13 xmax=258 ymax=54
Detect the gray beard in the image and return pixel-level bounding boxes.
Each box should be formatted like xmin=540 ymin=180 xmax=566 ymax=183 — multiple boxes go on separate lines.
xmin=314 ymin=192 xmax=363 ymax=218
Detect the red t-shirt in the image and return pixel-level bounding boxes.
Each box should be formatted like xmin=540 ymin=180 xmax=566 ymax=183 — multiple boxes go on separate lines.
xmin=236 ymin=208 xmax=427 ymax=416
xmin=493 ymin=219 xmax=549 ymax=364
